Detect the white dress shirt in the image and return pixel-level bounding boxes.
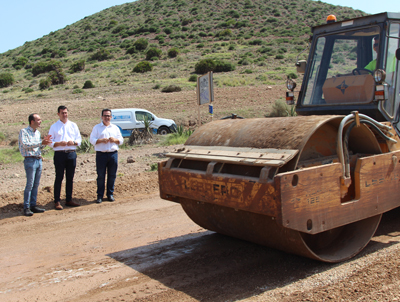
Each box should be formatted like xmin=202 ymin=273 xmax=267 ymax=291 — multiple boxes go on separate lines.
xmin=90 ymin=122 xmax=123 ymax=152
xmin=48 ymin=120 xmax=82 ymax=151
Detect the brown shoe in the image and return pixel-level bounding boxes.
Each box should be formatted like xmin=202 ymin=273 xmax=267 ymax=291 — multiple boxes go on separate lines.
xmin=55 ymin=202 xmax=63 ymax=210
xmin=65 ymin=201 xmax=80 ymax=207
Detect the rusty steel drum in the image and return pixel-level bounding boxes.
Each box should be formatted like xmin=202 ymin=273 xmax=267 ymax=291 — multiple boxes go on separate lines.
xmin=163 ymin=116 xmax=383 ymax=262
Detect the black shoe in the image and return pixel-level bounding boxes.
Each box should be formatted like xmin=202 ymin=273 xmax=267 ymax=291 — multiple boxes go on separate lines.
xmin=96 ymin=198 xmax=102 ymax=204
xmin=107 ymin=195 xmax=115 ymax=202
xmin=24 ymin=208 xmax=34 ymax=216
xmin=30 ymin=206 xmax=45 ymax=213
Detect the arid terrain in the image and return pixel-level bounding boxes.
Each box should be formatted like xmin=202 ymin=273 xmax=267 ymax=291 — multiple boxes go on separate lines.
xmin=1 ymin=85 xmax=400 ymax=301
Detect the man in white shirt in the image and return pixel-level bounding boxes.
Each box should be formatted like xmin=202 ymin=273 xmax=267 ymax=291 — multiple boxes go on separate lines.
xmin=90 ymin=109 xmax=123 ymax=203
xmin=48 ymin=105 xmax=82 ymax=210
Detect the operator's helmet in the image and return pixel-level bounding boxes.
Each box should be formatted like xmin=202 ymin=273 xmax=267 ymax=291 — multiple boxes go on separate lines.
xmin=326 ymin=14 xmax=337 ymax=24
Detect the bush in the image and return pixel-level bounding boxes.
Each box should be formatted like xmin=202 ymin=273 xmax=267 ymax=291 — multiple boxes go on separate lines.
xmin=24 ymin=88 xmax=34 ymax=93
xmin=167 ymin=47 xmax=180 ymax=58
xmin=69 ymin=60 xmax=85 ymax=73
xmin=214 ymin=61 xmax=235 ymax=72
xmin=90 ymin=49 xmax=112 ymax=61
xmin=195 ymin=59 xmax=235 ymax=74
xmin=77 ymin=139 xmax=92 ymax=153
xmin=188 ymin=74 xmax=197 ymax=82
xmin=12 ymin=57 xmax=28 ymax=69
xmin=133 ymin=61 xmax=153 ymax=73
xmin=161 ymin=85 xmax=182 ymax=93
xmin=39 ymin=78 xmax=51 ymax=90
xmin=275 ymin=54 xmax=284 ymax=59
xmin=145 ymin=47 xmax=162 ymax=60
xmin=0 ymin=73 xmax=14 ymax=88
xmin=249 ymin=39 xmax=263 ymax=45
xmin=32 ymin=61 xmax=62 ymax=76
xmin=72 ymin=88 xmax=83 ymax=94
xmin=267 ymin=100 xmax=295 ymax=117
xmin=217 ymin=29 xmax=233 ymax=37
xmin=82 ymin=80 xmax=95 ymax=89
xmin=164 ymin=27 xmax=173 ymax=34
xmin=47 ymin=70 xmax=66 ymax=85
xmin=195 ymin=59 xmax=216 ymax=74
xmin=287 ymin=72 xmax=298 ymax=79
xmin=133 ymin=38 xmax=148 ymax=51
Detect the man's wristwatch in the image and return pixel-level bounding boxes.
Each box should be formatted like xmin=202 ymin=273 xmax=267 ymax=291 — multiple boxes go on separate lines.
xmin=74 ymin=141 xmax=78 ymax=146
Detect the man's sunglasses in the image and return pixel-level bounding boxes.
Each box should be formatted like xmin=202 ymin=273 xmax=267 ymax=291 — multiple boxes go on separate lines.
xmin=374 ymin=43 xmax=379 ymax=48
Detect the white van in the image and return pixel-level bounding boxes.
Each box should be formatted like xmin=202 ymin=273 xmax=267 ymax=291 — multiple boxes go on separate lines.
xmin=111 ymin=108 xmax=177 ymax=137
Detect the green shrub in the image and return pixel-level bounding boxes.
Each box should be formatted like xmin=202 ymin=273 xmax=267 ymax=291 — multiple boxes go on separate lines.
xmin=69 ymin=60 xmax=85 ymax=73
xmin=24 ymin=88 xmax=34 ymax=93
xmin=12 ymin=57 xmax=28 ymax=69
xmin=83 ymin=80 xmax=95 ymax=89
xmin=164 ymin=27 xmax=173 ymax=34
xmin=146 ymin=47 xmax=162 ymax=60
xmin=47 ymin=70 xmax=66 ymax=85
xmin=72 ymin=88 xmax=83 ymax=94
xmin=287 ymin=72 xmax=298 ymax=79
xmin=249 ymin=39 xmax=263 ymax=45
xmin=275 ymin=54 xmax=284 ymax=59
xmin=77 ymin=139 xmax=92 ymax=153
xmin=195 ymin=59 xmax=216 ymax=74
xmin=218 ymin=29 xmax=233 ymax=37
xmin=39 ymin=78 xmax=51 ymax=90
xmin=160 ymin=125 xmax=194 ymax=146
xmin=133 ymin=61 xmax=153 ymax=73
xmin=167 ymin=47 xmax=180 ymax=58
xmin=189 ymin=74 xmax=197 ymax=82
xmin=215 ymin=61 xmax=235 ymax=72
xmin=133 ymin=38 xmax=148 ymax=51
xmin=90 ymin=49 xmax=112 ymax=61
xmin=267 ymin=100 xmax=295 ymax=117
xmin=0 ymin=73 xmax=14 ymax=88
xmin=161 ymin=85 xmax=181 ymax=93
xmin=126 ymin=46 xmax=138 ymax=54
xmin=31 ymin=60 xmax=63 ymax=77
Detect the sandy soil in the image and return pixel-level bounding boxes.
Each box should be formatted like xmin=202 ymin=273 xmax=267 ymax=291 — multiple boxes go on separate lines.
xmin=1 ymin=85 xmax=400 ymax=301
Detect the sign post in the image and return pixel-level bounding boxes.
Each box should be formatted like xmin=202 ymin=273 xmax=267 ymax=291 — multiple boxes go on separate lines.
xmin=196 ymin=71 xmax=214 ymax=125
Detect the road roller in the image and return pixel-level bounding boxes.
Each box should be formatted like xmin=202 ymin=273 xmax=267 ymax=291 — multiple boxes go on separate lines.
xmin=158 ymin=12 xmax=400 ymax=262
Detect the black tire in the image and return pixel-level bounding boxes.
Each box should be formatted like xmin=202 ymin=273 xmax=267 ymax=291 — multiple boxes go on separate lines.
xmin=158 ymin=126 xmax=170 ymax=135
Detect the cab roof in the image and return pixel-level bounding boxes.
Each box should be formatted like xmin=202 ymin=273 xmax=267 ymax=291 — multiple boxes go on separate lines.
xmin=312 ymin=12 xmax=400 ymax=35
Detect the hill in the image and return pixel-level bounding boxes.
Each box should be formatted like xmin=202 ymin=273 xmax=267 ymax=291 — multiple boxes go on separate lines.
xmin=0 ymin=0 xmax=366 ymax=103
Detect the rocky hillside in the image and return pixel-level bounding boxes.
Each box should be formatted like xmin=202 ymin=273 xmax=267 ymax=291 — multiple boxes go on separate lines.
xmin=0 ymin=0 xmax=365 ymax=102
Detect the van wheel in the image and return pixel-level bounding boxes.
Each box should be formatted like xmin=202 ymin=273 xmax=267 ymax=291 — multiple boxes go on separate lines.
xmin=158 ymin=126 xmax=170 ymax=135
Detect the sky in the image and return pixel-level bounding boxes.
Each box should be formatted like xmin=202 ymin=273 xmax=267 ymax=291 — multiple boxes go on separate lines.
xmin=0 ymin=0 xmax=399 ymax=54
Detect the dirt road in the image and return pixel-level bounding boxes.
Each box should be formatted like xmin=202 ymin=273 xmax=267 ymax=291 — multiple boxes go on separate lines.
xmin=2 ymin=189 xmax=400 ymax=302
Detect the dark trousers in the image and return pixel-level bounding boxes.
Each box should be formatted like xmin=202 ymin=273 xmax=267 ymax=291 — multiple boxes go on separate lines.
xmin=54 ymin=151 xmax=77 ymax=202
xmin=96 ymin=151 xmax=118 ymax=198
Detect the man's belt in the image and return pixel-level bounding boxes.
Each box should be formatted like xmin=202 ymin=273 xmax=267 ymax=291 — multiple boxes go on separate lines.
xmin=55 ymin=150 xmax=76 ymax=153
